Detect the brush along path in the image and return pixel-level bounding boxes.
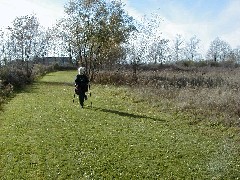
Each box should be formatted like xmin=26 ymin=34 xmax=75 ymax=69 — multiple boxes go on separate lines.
xmin=0 ymin=71 xmax=239 ymax=179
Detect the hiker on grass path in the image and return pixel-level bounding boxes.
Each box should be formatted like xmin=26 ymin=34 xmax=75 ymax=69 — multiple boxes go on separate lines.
xmin=75 ymin=67 xmax=89 ymax=108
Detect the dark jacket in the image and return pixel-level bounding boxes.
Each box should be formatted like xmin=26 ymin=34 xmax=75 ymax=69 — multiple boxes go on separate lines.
xmin=75 ymin=74 xmax=89 ymax=92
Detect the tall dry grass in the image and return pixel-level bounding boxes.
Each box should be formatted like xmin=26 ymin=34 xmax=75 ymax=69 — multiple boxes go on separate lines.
xmin=94 ymin=67 xmax=240 ymax=127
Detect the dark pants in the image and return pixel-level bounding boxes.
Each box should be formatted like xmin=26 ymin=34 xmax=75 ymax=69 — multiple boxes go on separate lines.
xmin=78 ymin=90 xmax=86 ymax=108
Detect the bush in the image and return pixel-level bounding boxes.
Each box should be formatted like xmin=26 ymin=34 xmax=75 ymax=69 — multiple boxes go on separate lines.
xmin=32 ymin=64 xmax=55 ymax=77
xmin=0 ymin=79 xmax=14 ymax=110
xmin=0 ymin=62 xmax=59 ymax=108
xmin=0 ymin=67 xmax=32 ymax=89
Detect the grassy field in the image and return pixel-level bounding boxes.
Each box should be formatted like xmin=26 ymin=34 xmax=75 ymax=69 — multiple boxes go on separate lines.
xmin=0 ymin=70 xmax=239 ymax=179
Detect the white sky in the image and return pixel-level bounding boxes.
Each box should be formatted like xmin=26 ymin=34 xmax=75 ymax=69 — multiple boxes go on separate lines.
xmin=0 ymin=0 xmax=66 ymax=28
xmin=0 ymin=0 xmax=240 ymax=56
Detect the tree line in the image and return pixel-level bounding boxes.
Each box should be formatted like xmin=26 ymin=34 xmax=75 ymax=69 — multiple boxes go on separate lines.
xmin=0 ymin=0 xmax=240 ymax=74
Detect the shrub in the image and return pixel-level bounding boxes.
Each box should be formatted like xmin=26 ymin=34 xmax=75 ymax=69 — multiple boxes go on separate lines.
xmin=0 ymin=67 xmax=32 ymax=89
xmin=0 ymin=62 xmax=59 ymax=108
xmin=32 ymin=64 xmax=55 ymax=77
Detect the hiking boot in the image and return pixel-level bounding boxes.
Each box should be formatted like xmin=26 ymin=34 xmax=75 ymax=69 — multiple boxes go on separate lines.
xmin=80 ymin=102 xmax=84 ymax=108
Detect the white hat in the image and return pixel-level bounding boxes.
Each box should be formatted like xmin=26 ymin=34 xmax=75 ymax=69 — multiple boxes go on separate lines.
xmin=78 ymin=67 xmax=85 ymax=75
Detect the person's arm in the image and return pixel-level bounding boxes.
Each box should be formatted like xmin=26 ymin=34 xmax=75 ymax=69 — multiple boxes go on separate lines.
xmin=75 ymin=75 xmax=78 ymax=86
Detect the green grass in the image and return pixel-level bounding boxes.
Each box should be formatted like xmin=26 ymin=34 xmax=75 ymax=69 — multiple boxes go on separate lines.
xmin=0 ymin=71 xmax=239 ymax=179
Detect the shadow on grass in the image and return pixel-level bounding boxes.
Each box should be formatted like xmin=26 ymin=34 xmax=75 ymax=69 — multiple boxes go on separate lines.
xmin=0 ymin=83 xmax=39 ymax=112
xmin=88 ymin=106 xmax=166 ymax=122
xmin=16 ymin=83 xmax=39 ymax=94
xmin=38 ymin=81 xmax=74 ymax=87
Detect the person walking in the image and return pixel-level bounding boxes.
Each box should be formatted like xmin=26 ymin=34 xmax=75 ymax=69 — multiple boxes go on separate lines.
xmin=75 ymin=67 xmax=89 ymax=108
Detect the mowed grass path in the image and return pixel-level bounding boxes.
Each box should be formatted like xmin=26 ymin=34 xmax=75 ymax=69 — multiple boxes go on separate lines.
xmin=0 ymin=71 xmax=239 ymax=179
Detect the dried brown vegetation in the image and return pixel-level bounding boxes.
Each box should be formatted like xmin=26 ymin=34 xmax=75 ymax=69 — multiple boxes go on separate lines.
xmin=0 ymin=63 xmax=59 ymax=109
xmin=93 ymin=66 xmax=240 ymax=128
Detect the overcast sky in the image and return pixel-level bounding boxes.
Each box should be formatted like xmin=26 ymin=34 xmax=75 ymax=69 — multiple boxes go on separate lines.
xmin=0 ymin=0 xmax=239 ymax=55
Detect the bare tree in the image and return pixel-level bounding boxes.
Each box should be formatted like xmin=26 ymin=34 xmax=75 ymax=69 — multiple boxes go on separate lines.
xmin=206 ymin=37 xmax=231 ymax=62
xmin=0 ymin=29 xmax=4 ymax=66
xmin=7 ymin=14 xmax=40 ymax=62
xmin=234 ymin=48 xmax=240 ymax=63
xmin=149 ymin=38 xmax=170 ymax=65
xmin=227 ymin=47 xmax=240 ymax=64
xmin=184 ymin=35 xmax=200 ymax=61
xmin=172 ymin=34 xmax=185 ymax=62
xmin=125 ymin=13 xmax=164 ymax=74
xmin=126 ymin=33 xmax=148 ymax=78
